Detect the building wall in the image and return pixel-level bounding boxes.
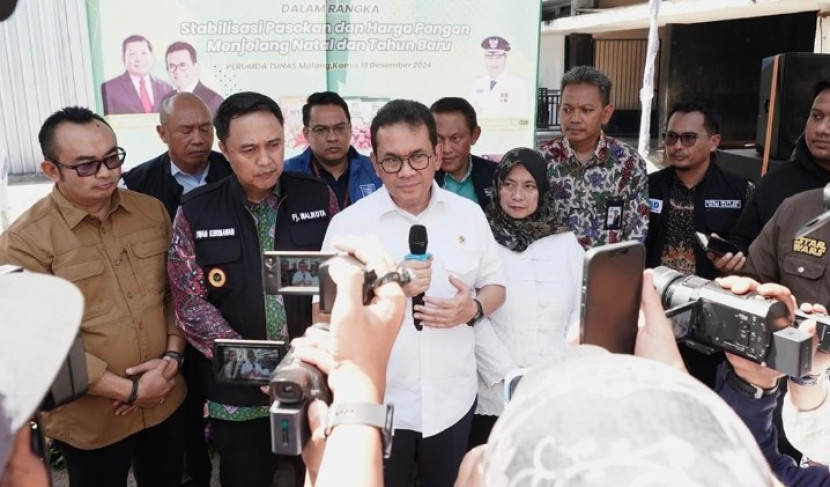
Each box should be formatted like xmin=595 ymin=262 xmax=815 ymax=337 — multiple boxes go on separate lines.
xmin=539 ymin=34 xmax=566 ymax=90
xmin=659 ymin=11 xmax=817 ymax=143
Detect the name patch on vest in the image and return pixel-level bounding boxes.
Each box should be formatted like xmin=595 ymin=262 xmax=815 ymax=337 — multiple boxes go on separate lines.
xmin=648 ymin=198 xmax=663 ymax=214
xmin=195 ymin=228 xmax=237 ymax=240
xmin=291 ymin=209 xmax=327 ymax=223
xmin=793 ymin=237 xmax=827 ymax=257
xmin=360 ymin=184 xmax=377 ymax=197
xmin=704 ymin=199 xmax=741 ymax=209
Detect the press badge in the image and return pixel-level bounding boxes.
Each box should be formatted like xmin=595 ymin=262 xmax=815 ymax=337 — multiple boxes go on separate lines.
xmin=605 ymin=198 xmax=624 ymax=230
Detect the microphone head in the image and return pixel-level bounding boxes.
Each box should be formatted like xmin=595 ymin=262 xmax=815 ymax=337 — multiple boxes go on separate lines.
xmin=409 ymin=224 xmax=428 ymax=254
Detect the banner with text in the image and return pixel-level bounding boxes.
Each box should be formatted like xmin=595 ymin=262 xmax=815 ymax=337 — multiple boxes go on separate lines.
xmin=86 ymin=0 xmax=540 ymax=165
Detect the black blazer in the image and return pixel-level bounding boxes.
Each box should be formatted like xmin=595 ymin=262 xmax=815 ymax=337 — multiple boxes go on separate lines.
xmin=122 ymin=150 xmax=233 ymax=220
xmin=434 ymin=154 xmax=497 ymax=210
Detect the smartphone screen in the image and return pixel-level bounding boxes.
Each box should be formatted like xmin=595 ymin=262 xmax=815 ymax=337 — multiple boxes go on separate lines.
xmin=213 ymin=339 xmax=286 ymax=385
xmin=580 ymin=241 xmax=645 ymax=354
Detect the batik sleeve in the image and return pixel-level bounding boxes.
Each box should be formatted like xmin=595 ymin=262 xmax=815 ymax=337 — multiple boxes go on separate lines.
xmin=167 ymin=208 xmax=241 ymax=360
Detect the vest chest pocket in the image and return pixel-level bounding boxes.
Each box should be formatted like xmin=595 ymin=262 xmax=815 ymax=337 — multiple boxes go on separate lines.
xmin=53 ymin=260 xmax=109 ymax=322
xmin=129 ymin=238 xmax=170 ymax=296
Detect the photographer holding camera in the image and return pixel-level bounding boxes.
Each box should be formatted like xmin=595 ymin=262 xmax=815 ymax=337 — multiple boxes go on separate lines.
xmin=280 ymin=236 xmax=406 ymax=487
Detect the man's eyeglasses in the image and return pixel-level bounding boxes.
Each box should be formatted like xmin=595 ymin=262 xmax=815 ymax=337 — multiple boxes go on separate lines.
xmin=51 ymin=148 xmax=126 ymax=177
xmin=309 ymin=123 xmax=351 ymax=137
xmin=167 ymin=62 xmax=192 ymax=73
xmin=378 ymin=153 xmax=432 ymax=174
xmin=663 ymin=132 xmax=700 ymax=148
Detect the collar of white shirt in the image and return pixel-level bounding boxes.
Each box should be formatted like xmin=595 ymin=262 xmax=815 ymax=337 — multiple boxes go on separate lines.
xmin=375 ymin=180 xmax=447 ymax=219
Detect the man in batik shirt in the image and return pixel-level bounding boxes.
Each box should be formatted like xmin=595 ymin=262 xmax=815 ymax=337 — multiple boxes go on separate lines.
xmin=539 ymin=66 xmax=649 ymax=249
xmin=167 ymin=92 xmax=337 ymax=487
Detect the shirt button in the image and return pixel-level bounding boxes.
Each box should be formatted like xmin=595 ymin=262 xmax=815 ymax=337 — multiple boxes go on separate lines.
xmin=798 ymin=266 xmax=805 ymax=273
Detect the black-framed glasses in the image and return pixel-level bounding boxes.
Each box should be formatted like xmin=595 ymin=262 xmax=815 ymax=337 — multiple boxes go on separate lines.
xmin=52 ymin=148 xmax=126 ymax=177
xmin=309 ymin=123 xmax=351 ymax=137
xmin=167 ymin=62 xmax=192 ymax=73
xmin=378 ymin=153 xmax=432 ymax=174
xmin=663 ymin=132 xmax=700 ymax=148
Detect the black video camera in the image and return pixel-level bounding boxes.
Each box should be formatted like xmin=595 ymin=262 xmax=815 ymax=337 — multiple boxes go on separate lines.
xmin=211 ymin=252 xmax=385 ymax=456
xmin=268 ymin=324 xmax=332 ymax=456
xmin=653 ymin=266 xmax=829 ymax=377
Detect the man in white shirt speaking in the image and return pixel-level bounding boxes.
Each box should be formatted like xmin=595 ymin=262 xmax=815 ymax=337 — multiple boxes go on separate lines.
xmin=313 ymin=99 xmax=506 ymax=487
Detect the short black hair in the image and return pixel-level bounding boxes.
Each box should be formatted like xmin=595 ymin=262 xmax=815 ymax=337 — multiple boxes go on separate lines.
xmin=430 ymin=97 xmax=478 ymax=132
xmin=370 ymin=99 xmax=437 ymax=154
xmin=813 ymin=78 xmax=830 ymax=100
xmin=214 ymin=92 xmax=284 ymax=143
xmin=302 ymin=91 xmax=351 ymax=126
xmin=38 ymin=106 xmax=111 ymax=162
xmin=561 ymin=66 xmax=612 ymax=106
xmin=165 ymin=41 xmax=197 ymax=63
xmin=668 ymin=101 xmax=721 ymax=135
xmin=122 ymin=34 xmax=152 ymax=57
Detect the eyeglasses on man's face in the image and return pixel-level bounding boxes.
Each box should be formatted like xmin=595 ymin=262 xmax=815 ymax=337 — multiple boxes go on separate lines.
xmin=167 ymin=62 xmax=192 ymax=73
xmin=308 ymin=123 xmax=351 ymax=138
xmin=663 ymin=131 xmax=700 ymax=148
xmin=378 ymin=153 xmax=432 ymax=174
xmin=51 ymin=147 xmax=127 ymax=177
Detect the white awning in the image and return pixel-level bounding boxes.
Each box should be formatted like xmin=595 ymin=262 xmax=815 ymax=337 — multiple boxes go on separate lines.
xmin=542 ymin=0 xmax=829 ymax=36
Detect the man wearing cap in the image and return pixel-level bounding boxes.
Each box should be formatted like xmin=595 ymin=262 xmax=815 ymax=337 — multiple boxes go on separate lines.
xmin=467 ymin=36 xmax=528 ymax=119
xmin=0 ymin=107 xmax=187 ymax=486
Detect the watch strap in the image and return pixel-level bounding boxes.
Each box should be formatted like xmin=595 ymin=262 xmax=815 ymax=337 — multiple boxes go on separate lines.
xmin=789 ymin=373 xmax=822 ymax=387
xmin=726 ymin=367 xmax=779 ymax=399
xmin=467 ymin=298 xmax=484 ymax=327
xmin=126 ymin=378 xmax=139 ymax=406
xmin=325 ymin=402 xmax=394 ymax=458
xmin=163 ymin=350 xmax=184 ymax=368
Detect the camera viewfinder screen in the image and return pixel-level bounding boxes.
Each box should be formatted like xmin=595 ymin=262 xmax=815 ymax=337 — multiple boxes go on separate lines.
xmin=278 ymin=257 xmax=329 ymax=292
xmin=218 ymin=346 xmax=282 ymax=385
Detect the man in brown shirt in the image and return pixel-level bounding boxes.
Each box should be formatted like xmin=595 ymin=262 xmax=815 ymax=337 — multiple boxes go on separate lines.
xmin=0 ymin=107 xmax=187 ymax=487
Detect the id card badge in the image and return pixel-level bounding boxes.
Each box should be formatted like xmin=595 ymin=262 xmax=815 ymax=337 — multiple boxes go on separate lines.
xmin=605 ymin=197 xmax=624 ymax=230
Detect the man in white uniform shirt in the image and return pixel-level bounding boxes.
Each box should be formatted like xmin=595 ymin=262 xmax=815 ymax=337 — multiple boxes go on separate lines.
xmin=467 ymin=36 xmax=528 ymax=119
xmin=313 ymin=99 xmax=506 ymax=487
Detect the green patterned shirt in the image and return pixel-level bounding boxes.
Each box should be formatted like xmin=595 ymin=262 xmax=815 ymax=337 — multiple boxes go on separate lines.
xmin=208 ymin=186 xmax=288 ymax=421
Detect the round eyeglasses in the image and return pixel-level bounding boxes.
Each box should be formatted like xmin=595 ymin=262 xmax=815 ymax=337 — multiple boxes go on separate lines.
xmin=378 ymin=153 xmax=432 ymax=174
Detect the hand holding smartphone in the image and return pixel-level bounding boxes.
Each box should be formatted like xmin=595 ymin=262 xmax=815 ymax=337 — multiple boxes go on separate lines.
xmin=695 ymin=232 xmax=740 ymax=256
xmin=580 ymin=241 xmax=645 ymax=354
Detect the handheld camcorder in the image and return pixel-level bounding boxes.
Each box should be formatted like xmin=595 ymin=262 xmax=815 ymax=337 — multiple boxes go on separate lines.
xmin=213 ymin=252 xmax=385 ymax=455
xmin=653 ymin=266 xmax=830 ymax=378
xmin=268 ymin=325 xmax=332 ymax=456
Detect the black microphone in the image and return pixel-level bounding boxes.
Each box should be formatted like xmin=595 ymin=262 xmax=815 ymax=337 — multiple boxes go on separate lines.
xmin=407 ymin=225 xmax=429 ymax=331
